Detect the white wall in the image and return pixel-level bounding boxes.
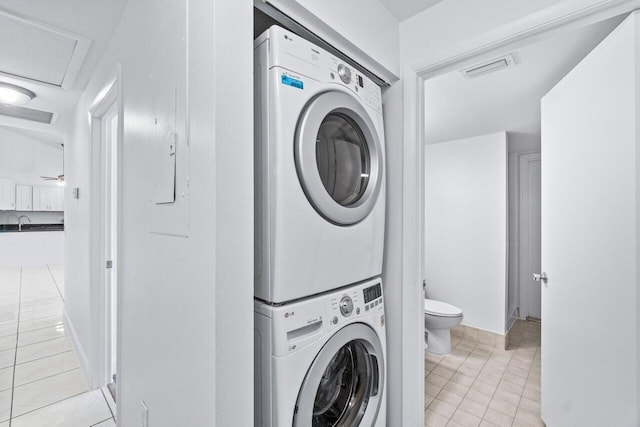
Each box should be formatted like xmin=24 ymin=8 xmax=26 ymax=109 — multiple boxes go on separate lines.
xmin=0 ymin=127 xmax=62 ymax=187
xmin=425 ymin=132 xmax=508 ymax=334
xmin=65 ymin=0 xmax=253 ymax=425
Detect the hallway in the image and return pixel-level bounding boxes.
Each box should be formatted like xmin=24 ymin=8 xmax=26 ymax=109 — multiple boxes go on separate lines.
xmin=0 ymin=266 xmax=115 ymax=426
xmin=425 ymin=320 xmax=542 ymax=426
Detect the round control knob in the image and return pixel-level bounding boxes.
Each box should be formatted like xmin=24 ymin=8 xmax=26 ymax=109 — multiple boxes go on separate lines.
xmin=340 ymin=296 xmax=354 ymax=317
xmin=338 ymin=64 xmax=351 ymax=84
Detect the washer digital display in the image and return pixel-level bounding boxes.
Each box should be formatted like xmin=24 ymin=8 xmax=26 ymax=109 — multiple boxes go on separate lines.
xmin=363 ymin=283 xmax=381 ymax=303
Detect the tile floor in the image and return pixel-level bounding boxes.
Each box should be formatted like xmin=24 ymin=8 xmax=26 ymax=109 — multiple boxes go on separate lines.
xmin=425 ymin=320 xmax=543 ymax=427
xmin=0 ymin=266 xmax=116 ymax=426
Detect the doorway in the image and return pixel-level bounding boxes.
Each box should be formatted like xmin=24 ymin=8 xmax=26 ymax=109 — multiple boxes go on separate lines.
xmin=418 ymin=7 xmax=634 ymax=426
xmin=518 ymin=153 xmax=541 ymax=320
xmin=103 ymin=100 xmax=119 ymax=399
xmin=90 ymin=76 xmax=121 ymax=403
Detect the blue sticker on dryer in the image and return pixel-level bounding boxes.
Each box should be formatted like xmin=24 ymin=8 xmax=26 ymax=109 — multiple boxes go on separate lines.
xmin=281 ymin=75 xmax=304 ymax=89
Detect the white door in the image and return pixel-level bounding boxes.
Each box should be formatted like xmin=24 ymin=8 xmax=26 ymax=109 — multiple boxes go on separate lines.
xmin=541 ymin=13 xmax=639 ymax=426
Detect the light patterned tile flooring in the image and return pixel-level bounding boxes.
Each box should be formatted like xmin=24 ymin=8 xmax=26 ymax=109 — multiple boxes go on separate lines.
xmin=0 ymin=266 xmax=115 ymax=426
xmin=425 ymin=320 xmax=543 ymax=427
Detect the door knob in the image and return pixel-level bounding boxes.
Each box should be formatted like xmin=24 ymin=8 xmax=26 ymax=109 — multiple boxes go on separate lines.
xmin=533 ymin=272 xmax=548 ymax=283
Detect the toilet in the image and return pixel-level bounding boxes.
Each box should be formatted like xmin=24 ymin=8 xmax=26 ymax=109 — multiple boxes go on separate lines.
xmin=424 ymin=299 xmax=463 ymax=355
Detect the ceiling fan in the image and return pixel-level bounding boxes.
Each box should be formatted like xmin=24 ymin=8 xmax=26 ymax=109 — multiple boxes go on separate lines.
xmin=41 ymin=143 xmax=65 ymax=185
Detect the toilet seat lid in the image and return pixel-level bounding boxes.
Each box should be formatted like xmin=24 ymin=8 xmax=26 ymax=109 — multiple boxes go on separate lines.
xmin=424 ymin=299 xmax=463 ymax=317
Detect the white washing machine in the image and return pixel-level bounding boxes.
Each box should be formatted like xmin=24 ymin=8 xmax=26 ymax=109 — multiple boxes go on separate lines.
xmin=254 ymin=278 xmax=387 ymax=427
xmin=254 ymin=26 xmax=386 ymax=304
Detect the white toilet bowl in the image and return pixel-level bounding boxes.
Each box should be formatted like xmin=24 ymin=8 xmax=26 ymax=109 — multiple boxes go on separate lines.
xmin=424 ymin=299 xmax=463 ymax=355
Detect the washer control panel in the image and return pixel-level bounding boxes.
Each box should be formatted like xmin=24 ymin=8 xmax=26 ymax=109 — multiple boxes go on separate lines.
xmin=328 ymin=281 xmax=384 ymax=331
xmin=259 ymin=278 xmax=385 ymax=357
xmin=339 ymin=296 xmax=354 ymax=317
xmin=362 ymin=282 xmax=383 ymax=313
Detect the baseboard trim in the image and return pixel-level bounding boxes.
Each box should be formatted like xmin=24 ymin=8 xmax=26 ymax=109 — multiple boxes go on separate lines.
xmin=63 ymin=308 xmax=92 ymax=387
xmin=451 ymin=324 xmax=507 ymax=350
xmin=506 ymin=309 xmax=518 ymax=335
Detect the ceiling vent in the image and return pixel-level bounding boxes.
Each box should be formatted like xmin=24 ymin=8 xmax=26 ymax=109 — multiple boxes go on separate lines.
xmin=0 ymin=103 xmax=54 ymax=124
xmin=460 ymin=54 xmax=517 ymax=79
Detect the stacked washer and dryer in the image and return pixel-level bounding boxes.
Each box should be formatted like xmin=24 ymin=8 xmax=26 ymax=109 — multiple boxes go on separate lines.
xmin=253 ymin=26 xmax=387 ymax=427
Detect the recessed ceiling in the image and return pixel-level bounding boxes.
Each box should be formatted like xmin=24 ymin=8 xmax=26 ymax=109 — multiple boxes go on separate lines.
xmin=377 ymin=0 xmax=444 ymax=22
xmin=0 ymin=0 xmax=129 ymax=144
xmin=424 ymin=14 xmax=627 ymax=146
xmin=0 ymin=104 xmax=53 ymax=124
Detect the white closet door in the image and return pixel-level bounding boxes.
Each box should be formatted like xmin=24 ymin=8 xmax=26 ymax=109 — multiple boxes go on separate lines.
xmin=541 ymin=12 xmax=639 ymax=426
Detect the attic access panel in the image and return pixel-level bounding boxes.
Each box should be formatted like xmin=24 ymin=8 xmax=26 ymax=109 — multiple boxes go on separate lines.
xmin=0 ymin=11 xmax=90 ymax=88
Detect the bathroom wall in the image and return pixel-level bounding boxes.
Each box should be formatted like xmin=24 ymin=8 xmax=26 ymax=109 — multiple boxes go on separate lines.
xmin=424 ymin=132 xmax=508 ymax=335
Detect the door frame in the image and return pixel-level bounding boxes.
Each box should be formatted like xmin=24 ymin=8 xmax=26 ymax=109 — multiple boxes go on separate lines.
xmin=414 ymin=1 xmax=640 ymax=424
xmin=88 ymin=66 xmax=123 ymax=392
xmin=518 ymin=152 xmax=541 ymax=319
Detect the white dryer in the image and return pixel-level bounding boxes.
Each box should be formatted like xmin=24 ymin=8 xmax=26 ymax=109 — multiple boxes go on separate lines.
xmin=254 ymin=26 xmax=386 ymax=303
xmin=254 ymin=278 xmax=386 ymax=426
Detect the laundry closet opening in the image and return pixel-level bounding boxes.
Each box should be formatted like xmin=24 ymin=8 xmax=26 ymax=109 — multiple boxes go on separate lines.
xmin=252 ymin=6 xmax=389 ymax=426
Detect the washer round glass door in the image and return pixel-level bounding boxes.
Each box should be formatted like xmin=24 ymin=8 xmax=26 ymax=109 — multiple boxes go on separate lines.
xmin=295 ymin=91 xmax=383 ymax=225
xmin=293 ymin=323 xmax=384 ymax=427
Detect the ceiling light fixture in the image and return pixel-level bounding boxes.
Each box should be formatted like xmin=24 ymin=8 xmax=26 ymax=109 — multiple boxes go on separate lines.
xmin=0 ymin=82 xmax=35 ymax=105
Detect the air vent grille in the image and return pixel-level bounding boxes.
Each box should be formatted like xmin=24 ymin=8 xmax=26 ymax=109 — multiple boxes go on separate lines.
xmin=0 ymin=103 xmax=54 ymax=124
xmin=460 ymin=54 xmax=516 ymax=79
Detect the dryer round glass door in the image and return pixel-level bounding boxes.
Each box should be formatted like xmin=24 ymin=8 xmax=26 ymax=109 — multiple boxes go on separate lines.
xmin=293 ymin=323 xmax=385 ymax=427
xmin=295 ymin=90 xmax=383 ymax=225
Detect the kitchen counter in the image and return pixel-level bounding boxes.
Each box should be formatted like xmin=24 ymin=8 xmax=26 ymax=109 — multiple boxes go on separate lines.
xmin=0 ymin=227 xmax=64 ymax=267
xmin=0 ymin=223 xmax=64 ymax=233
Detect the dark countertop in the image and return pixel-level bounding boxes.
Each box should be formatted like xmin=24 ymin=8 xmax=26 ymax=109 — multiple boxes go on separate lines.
xmin=0 ymin=224 xmax=64 ymax=233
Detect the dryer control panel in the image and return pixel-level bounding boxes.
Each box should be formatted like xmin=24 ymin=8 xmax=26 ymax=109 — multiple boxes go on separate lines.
xmin=260 ymin=25 xmax=383 ymax=114
xmin=330 ymin=61 xmax=382 ymax=114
